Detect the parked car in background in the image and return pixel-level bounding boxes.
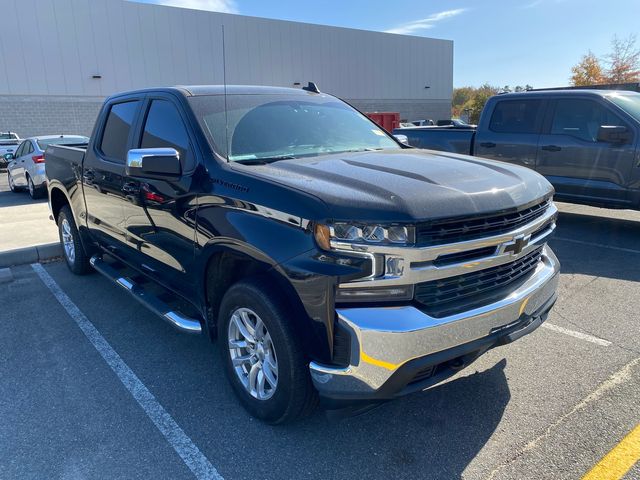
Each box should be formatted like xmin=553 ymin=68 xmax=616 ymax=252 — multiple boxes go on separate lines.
xmin=0 ymin=132 xmax=21 ymax=167
xmin=436 ymin=118 xmax=476 ymax=128
xmin=394 ymin=90 xmax=640 ymax=210
xmin=7 ymin=135 xmax=88 ymax=198
xmin=411 ymin=119 xmax=435 ymax=127
xmin=46 ymin=85 xmax=559 ymax=423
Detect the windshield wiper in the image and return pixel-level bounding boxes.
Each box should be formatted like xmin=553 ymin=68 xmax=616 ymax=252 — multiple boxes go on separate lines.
xmin=235 ymin=155 xmax=296 ymax=165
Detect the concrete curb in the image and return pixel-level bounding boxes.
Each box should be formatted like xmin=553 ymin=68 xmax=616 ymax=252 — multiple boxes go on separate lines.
xmin=0 ymin=242 xmax=62 ymax=268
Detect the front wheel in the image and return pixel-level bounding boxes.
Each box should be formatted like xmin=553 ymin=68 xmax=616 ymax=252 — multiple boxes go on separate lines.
xmin=8 ymin=171 xmax=22 ymax=193
xmin=218 ymin=280 xmax=317 ymax=424
xmin=58 ymin=205 xmax=92 ymax=275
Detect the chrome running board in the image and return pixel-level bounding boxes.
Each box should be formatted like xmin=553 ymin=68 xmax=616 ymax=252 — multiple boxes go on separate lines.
xmin=90 ymin=255 xmax=202 ymax=334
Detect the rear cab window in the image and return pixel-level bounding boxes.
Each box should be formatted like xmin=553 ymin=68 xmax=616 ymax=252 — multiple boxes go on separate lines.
xmin=489 ymin=99 xmax=544 ymax=134
xmin=99 ymin=100 xmax=140 ymax=161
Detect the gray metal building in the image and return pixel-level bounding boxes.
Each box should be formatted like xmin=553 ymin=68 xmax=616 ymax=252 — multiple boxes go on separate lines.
xmin=0 ymin=0 xmax=453 ymax=137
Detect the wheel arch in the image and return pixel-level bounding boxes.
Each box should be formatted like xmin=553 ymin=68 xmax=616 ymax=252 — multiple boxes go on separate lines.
xmin=49 ymin=185 xmax=71 ymax=223
xmin=202 ymin=245 xmax=317 ymax=357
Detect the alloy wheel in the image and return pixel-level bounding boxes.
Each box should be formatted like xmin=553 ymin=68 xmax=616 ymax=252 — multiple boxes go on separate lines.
xmin=227 ymin=307 xmax=279 ymax=400
xmin=61 ymin=218 xmax=75 ymax=264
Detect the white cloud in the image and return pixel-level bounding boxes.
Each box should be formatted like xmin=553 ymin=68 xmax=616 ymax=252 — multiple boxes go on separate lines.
xmin=150 ymin=0 xmax=238 ymax=13
xmin=385 ymin=8 xmax=467 ymax=35
xmin=522 ymin=0 xmax=543 ymax=8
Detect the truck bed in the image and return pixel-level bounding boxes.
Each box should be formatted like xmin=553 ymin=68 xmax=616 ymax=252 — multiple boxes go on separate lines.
xmin=44 ymin=144 xmax=87 ymax=190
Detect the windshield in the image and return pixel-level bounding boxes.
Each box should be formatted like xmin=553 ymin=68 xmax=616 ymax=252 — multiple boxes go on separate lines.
xmin=607 ymin=93 xmax=640 ymax=122
xmin=189 ymin=94 xmax=400 ymax=162
xmin=0 ymin=133 xmax=19 ymax=141
xmin=37 ymin=136 xmax=89 ymax=149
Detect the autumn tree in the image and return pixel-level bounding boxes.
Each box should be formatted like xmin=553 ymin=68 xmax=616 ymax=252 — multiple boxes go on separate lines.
xmin=452 ymin=84 xmax=500 ymax=124
xmin=570 ymin=51 xmax=604 ymax=86
xmin=570 ymin=35 xmax=640 ymax=86
xmin=604 ymin=34 xmax=640 ymax=83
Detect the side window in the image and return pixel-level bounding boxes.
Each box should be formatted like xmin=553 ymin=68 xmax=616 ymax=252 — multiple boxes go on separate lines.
xmin=100 ymin=100 xmax=140 ymax=161
xmin=26 ymin=142 xmax=34 ymax=155
xmin=140 ymin=100 xmax=194 ymax=170
xmin=15 ymin=142 xmax=25 ymax=157
xmin=489 ymin=100 xmax=543 ymax=134
xmin=551 ymin=99 xmax=627 ymax=143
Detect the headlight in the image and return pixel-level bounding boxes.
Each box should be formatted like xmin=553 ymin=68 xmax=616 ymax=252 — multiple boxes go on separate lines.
xmin=314 ymin=223 xmax=413 ymax=250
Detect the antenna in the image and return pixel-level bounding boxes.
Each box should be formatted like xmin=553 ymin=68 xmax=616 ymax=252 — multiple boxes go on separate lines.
xmin=222 ymin=24 xmax=230 ymax=162
xmin=302 ymin=82 xmax=320 ymax=94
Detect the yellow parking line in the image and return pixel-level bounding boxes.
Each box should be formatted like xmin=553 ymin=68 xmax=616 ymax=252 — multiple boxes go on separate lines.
xmin=582 ymin=423 xmax=640 ymax=480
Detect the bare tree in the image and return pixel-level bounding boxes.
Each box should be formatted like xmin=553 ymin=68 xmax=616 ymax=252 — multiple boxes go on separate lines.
xmin=603 ymin=34 xmax=640 ymax=83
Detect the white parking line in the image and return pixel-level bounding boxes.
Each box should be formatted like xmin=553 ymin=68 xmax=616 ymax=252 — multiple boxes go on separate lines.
xmin=31 ymin=263 xmax=223 ymax=480
xmin=541 ymin=322 xmax=612 ymax=347
xmin=552 ymin=236 xmax=640 ymax=255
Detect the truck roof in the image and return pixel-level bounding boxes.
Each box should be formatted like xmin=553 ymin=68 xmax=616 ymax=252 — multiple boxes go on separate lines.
xmin=108 ymin=85 xmax=320 ymax=100
xmin=498 ymin=89 xmax=640 ymax=99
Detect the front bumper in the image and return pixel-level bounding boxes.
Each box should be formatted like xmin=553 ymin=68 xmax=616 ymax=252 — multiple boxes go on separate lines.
xmin=309 ymin=245 xmax=560 ymax=404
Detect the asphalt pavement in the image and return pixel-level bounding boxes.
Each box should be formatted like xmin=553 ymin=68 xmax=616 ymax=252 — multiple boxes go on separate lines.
xmin=0 ymin=175 xmax=639 ymax=479
xmin=0 ymin=169 xmax=58 ymax=252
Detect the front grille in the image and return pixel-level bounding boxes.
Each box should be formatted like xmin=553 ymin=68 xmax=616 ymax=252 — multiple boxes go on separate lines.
xmin=414 ymin=247 xmax=544 ymax=318
xmin=416 ymin=199 xmax=550 ymax=246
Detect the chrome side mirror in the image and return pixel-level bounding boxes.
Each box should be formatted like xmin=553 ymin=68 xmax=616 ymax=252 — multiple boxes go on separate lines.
xmin=126 ymin=148 xmax=181 ymax=180
xmin=394 ymin=134 xmax=409 ymax=146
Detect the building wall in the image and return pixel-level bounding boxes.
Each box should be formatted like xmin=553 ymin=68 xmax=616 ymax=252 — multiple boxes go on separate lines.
xmin=0 ymin=0 xmax=453 ymax=136
xmin=0 ymin=96 xmax=102 ymax=138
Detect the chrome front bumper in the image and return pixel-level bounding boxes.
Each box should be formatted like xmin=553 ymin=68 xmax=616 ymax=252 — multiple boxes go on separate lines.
xmin=310 ymin=245 xmax=560 ymax=400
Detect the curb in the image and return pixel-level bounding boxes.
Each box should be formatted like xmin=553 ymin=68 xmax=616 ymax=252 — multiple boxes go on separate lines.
xmin=0 ymin=242 xmax=62 ymax=268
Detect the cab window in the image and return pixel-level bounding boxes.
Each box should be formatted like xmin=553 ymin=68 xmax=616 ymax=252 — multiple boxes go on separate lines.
xmin=550 ymin=98 xmax=629 ymax=143
xmin=100 ymin=101 xmax=140 ymax=161
xmin=140 ymin=100 xmax=194 ymax=171
xmin=489 ymin=100 xmax=543 ymax=134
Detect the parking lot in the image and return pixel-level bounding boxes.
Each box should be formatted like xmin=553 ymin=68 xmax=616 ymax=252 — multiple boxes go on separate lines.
xmin=0 ymin=171 xmax=639 ymax=480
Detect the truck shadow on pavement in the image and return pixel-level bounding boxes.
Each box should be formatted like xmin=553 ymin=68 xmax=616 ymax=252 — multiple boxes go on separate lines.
xmin=199 ymin=352 xmax=511 ymax=480
xmin=550 ymin=211 xmax=640 ymax=282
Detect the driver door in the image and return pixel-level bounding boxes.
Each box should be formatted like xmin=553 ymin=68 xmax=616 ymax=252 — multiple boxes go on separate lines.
xmin=536 ymin=97 xmax=636 ymax=204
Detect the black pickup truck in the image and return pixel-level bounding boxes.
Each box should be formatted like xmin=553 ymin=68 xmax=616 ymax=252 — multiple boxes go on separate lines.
xmin=395 ymin=90 xmax=640 ymax=210
xmin=46 ymin=85 xmax=559 ymax=423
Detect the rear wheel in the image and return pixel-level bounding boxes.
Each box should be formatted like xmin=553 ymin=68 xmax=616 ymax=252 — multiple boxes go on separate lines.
xmin=58 ymin=205 xmax=92 ymax=275
xmin=27 ymin=175 xmax=44 ymax=199
xmin=217 ymin=280 xmax=317 ymax=424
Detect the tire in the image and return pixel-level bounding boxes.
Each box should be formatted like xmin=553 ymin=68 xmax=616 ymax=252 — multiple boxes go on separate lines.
xmin=217 ymin=279 xmax=317 ymax=424
xmin=27 ymin=175 xmax=44 ymax=199
xmin=58 ymin=205 xmax=92 ymax=275
xmin=8 ymin=171 xmax=22 ymax=193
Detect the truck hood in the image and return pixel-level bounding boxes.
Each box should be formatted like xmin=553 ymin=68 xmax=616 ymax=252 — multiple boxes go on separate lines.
xmin=242 ymin=149 xmax=554 ymax=222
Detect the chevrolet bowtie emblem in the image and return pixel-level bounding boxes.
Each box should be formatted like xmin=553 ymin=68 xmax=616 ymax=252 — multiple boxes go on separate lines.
xmin=503 ymin=234 xmax=530 ymax=255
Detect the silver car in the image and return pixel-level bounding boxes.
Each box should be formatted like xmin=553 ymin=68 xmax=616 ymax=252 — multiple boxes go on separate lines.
xmin=7 ymin=135 xmax=88 ymax=199
xmin=0 ymin=132 xmax=21 ymax=167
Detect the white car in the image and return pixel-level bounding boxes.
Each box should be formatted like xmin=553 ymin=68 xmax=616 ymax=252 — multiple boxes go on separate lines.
xmin=0 ymin=132 xmax=21 ymax=167
xmin=7 ymin=135 xmax=88 ymax=199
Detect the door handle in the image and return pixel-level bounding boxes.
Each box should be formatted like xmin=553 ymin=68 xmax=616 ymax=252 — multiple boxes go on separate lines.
xmin=541 ymin=145 xmax=562 ymax=152
xmin=122 ymin=182 xmax=140 ymax=195
xmin=480 ymin=142 xmax=496 ymax=148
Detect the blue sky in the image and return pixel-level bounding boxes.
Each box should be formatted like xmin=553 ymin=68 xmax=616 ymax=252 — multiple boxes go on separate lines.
xmin=139 ymin=0 xmax=640 ymax=88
